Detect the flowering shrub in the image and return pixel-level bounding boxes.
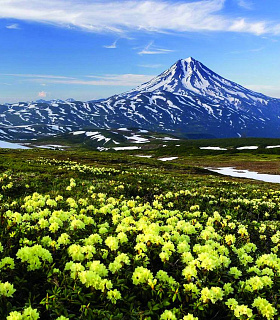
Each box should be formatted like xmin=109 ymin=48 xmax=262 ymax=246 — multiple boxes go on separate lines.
xmin=1 ymin=154 xmax=280 ymax=319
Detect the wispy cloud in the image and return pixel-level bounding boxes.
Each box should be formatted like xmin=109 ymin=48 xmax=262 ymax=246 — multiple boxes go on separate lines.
xmin=1 ymin=73 xmax=76 ymax=80
xmin=237 ymin=0 xmax=254 ymax=10
xmin=138 ymin=41 xmax=173 ymax=55
xmin=229 ymin=46 xmax=265 ymax=54
xmin=1 ymin=72 xmax=155 ymax=86
xmin=262 ymin=36 xmax=278 ymax=43
xmin=24 ymin=74 xmax=155 ymax=87
xmin=6 ymin=23 xmax=20 ymax=29
xmin=138 ymin=64 xmax=163 ymax=68
xmin=103 ymin=39 xmax=118 ymax=49
xmin=1 ymin=0 xmax=280 ymax=36
xmin=249 ymin=47 xmax=264 ymax=52
xmin=229 ymin=19 xmax=267 ymax=35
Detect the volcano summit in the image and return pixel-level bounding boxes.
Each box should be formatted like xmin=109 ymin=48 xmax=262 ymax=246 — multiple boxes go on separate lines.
xmin=1 ymin=57 xmax=280 ymax=140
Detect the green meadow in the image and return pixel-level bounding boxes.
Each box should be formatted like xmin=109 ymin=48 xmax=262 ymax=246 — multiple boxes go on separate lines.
xmin=1 ymin=146 xmax=280 ymax=319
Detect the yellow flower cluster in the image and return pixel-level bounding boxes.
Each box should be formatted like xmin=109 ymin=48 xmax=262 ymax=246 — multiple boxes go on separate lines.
xmin=16 ymin=245 xmax=53 ymax=271
xmin=6 ymin=307 xmax=39 ymax=320
xmin=0 ymin=281 xmax=16 ymax=297
xmin=2 ymin=157 xmax=280 ymax=319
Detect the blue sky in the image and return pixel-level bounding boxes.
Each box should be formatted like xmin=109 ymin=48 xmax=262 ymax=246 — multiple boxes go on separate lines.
xmin=1 ymin=0 xmax=280 ymax=103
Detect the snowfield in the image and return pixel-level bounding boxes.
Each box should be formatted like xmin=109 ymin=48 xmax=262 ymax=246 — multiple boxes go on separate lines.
xmin=206 ymin=167 xmax=280 ymax=184
xmin=0 ymin=140 xmax=29 ymax=149
xmin=236 ymin=146 xmax=258 ymax=150
xmin=158 ymin=157 xmax=178 ymax=161
xmin=200 ymin=146 xmax=227 ymax=150
xmin=113 ymin=146 xmax=140 ymax=151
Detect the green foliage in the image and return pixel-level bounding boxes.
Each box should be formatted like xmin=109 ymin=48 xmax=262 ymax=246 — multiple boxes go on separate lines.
xmin=1 ymin=149 xmax=280 ymax=319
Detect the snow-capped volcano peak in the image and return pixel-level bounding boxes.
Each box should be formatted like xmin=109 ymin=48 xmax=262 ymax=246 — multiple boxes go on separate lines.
xmin=183 ymin=56 xmax=195 ymax=63
xmin=126 ymin=56 xmax=220 ymax=96
xmin=127 ymin=57 xmax=268 ymax=106
xmin=1 ymin=56 xmax=280 ymax=141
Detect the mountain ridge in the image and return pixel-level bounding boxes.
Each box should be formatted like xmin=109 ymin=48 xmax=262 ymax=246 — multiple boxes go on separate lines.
xmin=1 ymin=57 xmax=280 ymax=141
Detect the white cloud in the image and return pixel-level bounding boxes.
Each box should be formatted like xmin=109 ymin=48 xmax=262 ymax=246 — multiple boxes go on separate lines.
xmin=138 ymin=64 xmax=163 ymax=68
xmin=6 ymin=23 xmax=20 ymax=29
xmin=27 ymin=74 xmax=155 ymax=87
xmin=38 ymin=91 xmax=47 ymax=97
xmin=249 ymin=47 xmax=264 ymax=52
xmin=1 ymin=72 xmax=155 ymax=86
xmin=1 ymin=73 xmax=76 ymax=79
xmin=138 ymin=41 xmax=173 ymax=55
xmin=229 ymin=19 xmax=267 ymax=35
xmin=1 ymin=0 xmax=280 ymax=36
xmin=229 ymin=46 xmax=264 ymax=54
xmin=237 ymin=0 xmax=253 ymax=10
xmin=103 ymin=39 xmax=118 ymax=49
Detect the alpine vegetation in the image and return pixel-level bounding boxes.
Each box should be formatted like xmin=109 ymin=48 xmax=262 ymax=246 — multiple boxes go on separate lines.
xmin=1 ymin=151 xmax=280 ymax=319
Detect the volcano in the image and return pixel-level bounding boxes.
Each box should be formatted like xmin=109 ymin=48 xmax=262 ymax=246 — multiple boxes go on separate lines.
xmin=1 ymin=57 xmax=280 ymax=140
